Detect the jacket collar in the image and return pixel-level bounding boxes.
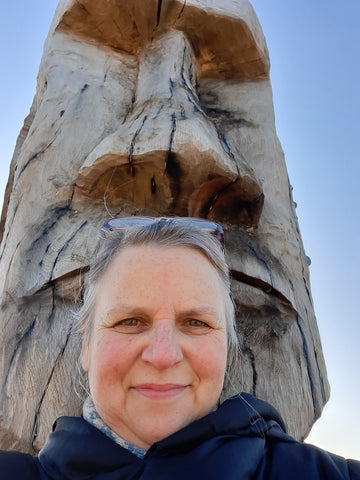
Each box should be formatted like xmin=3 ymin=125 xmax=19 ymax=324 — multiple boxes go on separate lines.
xmin=38 ymin=393 xmax=289 ymax=479
xmin=146 ymin=393 xmax=287 ymax=456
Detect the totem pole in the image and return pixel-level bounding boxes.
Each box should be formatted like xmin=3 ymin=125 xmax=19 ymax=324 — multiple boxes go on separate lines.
xmin=0 ymin=0 xmax=329 ymax=453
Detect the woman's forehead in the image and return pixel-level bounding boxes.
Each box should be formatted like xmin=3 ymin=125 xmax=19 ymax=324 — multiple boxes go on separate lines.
xmin=104 ymin=243 xmax=218 ymax=278
xmin=91 ymin=245 xmax=227 ymax=328
xmin=96 ymin=245 xmax=224 ymax=299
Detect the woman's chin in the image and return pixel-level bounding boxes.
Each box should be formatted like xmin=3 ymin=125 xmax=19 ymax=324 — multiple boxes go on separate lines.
xmin=136 ymin=417 xmax=191 ymax=447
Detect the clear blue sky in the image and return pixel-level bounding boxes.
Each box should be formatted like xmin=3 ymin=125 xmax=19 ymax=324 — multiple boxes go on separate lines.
xmin=0 ymin=0 xmax=359 ymax=460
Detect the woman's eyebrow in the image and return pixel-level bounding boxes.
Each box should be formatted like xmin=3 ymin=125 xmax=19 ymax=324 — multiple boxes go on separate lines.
xmin=105 ymin=306 xmax=147 ymax=317
xmin=177 ymin=307 xmax=219 ymax=318
xmin=105 ymin=306 xmax=219 ymax=319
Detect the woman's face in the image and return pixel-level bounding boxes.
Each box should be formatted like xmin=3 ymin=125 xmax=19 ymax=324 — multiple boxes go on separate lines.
xmin=82 ymin=244 xmax=228 ymax=450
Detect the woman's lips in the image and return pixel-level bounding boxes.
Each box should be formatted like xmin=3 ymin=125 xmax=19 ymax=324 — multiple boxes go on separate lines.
xmin=133 ymin=383 xmax=187 ymax=400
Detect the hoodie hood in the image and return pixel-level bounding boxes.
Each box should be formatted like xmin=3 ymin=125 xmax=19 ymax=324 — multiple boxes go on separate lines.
xmin=38 ymin=393 xmax=291 ymax=479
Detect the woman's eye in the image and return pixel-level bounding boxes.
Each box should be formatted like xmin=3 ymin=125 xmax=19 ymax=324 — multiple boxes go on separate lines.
xmin=114 ymin=318 xmax=140 ymax=327
xmin=187 ymin=319 xmax=210 ymax=328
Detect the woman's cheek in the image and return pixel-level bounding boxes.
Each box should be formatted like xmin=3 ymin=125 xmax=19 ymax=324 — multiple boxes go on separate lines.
xmin=192 ymin=333 xmax=227 ymax=376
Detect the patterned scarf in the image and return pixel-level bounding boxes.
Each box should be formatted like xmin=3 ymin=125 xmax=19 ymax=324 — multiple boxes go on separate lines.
xmin=83 ymin=396 xmax=146 ymax=459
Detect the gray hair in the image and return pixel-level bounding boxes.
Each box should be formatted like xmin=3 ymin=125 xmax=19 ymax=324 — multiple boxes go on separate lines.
xmin=78 ymin=219 xmax=240 ymax=401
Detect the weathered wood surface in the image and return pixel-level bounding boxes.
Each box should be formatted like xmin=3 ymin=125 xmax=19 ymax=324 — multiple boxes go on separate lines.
xmin=0 ymin=0 xmax=329 ymax=453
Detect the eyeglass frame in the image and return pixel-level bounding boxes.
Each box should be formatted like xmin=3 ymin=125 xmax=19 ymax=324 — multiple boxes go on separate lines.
xmin=100 ymin=216 xmax=225 ymax=251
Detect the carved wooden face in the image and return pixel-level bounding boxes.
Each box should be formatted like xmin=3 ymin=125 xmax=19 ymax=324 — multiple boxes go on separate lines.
xmin=0 ymin=0 xmax=294 ymax=306
xmin=0 ymin=0 xmax=328 ymax=451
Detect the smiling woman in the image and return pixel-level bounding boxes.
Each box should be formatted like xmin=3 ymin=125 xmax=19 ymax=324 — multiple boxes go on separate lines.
xmin=1 ymin=217 xmax=359 ymax=479
xmin=81 ymin=244 xmax=228 ymax=450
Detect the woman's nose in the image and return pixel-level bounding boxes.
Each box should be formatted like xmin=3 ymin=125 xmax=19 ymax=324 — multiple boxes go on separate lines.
xmin=141 ymin=320 xmax=183 ymax=369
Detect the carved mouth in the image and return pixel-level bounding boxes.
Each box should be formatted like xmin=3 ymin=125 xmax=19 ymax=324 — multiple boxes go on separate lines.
xmin=231 ymin=269 xmax=297 ymax=340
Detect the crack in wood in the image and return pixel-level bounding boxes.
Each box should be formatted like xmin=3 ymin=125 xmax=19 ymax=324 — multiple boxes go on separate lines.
xmin=165 ymin=113 xmax=177 ymax=169
xmin=67 ymin=184 xmax=76 ymax=208
xmin=177 ymin=0 xmax=187 ymax=21
xmin=128 ymin=114 xmax=148 ymax=176
xmin=4 ymin=240 xmax=21 ymax=282
xmin=183 ymin=82 xmax=205 ymax=116
xmin=30 ymin=207 xmax=70 ymax=251
xmin=164 ymin=113 xmax=182 ymax=206
xmin=197 ymin=180 xmax=235 ymax=218
xmin=31 ymin=320 xmax=73 ymax=447
xmin=156 ymin=0 xmax=163 ymax=27
xmin=179 ymin=46 xmax=203 ymax=115
xmin=218 ymin=133 xmax=241 ymax=176
xmin=180 ymin=46 xmax=190 ymax=90
xmin=169 ymin=78 xmax=176 ymax=97
xmin=46 ymin=284 xmax=57 ymax=331
xmin=0 ymin=230 xmax=10 ymax=262
xmin=248 ymin=245 xmax=274 ymax=286
xmin=150 ymin=175 xmax=156 ymax=194
xmin=246 ymin=347 xmax=257 ymax=396
xmin=204 ymin=106 xmax=255 ymax=129
xmin=19 ymin=138 xmax=56 ymax=177
xmin=49 ymin=221 xmax=88 ymax=281
xmin=3 ymin=317 xmax=37 ymax=388
xmin=121 ymin=92 xmax=141 ymax=125
xmin=295 ymin=314 xmax=319 ymax=419
xmin=313 ymin=347 xmax=327 ymax=404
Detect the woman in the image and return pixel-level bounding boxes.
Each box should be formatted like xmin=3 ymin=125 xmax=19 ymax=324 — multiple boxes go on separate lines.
xmin=1 ymin=217 xmax=359 ymax=479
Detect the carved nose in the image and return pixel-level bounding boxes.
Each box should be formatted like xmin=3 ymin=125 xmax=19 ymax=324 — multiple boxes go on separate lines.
xmin=75 ymin=31 xmax=263 ymax=227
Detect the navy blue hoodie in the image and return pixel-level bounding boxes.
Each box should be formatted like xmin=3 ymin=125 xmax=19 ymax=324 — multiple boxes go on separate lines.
xmin=1 ymin=394 xmax=359 ymax=479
